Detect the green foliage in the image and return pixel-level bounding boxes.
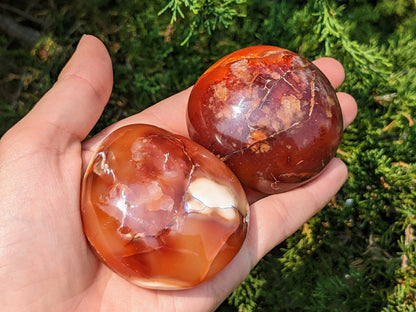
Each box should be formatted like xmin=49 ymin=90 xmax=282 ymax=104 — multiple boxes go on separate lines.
xmin=1 ymin=0 xmax=416 ymax=311
xmin=159 ymin=0 xmax=246 ymax=45
xmin=315 ymin=1 xmax=392 ymax=92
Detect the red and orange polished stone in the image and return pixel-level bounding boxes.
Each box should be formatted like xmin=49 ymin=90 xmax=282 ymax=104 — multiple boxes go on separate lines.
xmin=81 ymin=124 xmax=248 ymax=289
xmin=81 ymin=45 xmax=344 ymax=290
xmin=187 ymin=45 xmax=343 ymax=194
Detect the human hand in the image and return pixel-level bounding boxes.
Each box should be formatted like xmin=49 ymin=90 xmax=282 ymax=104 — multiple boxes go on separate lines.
xmin=0 ymin=35 xmax=357 ymax=312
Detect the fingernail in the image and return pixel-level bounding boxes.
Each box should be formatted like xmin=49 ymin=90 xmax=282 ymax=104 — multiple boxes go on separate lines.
xmin=74 ymin=34 xmax=88 ymax=50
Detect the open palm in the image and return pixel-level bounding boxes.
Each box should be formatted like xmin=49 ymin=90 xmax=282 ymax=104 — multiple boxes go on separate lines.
xmin=0 ymin=35 xmax=357 ymax=312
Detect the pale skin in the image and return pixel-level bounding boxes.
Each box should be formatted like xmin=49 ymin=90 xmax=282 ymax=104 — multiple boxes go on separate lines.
xmin=0 ymin=35 xmax=357 ymax=312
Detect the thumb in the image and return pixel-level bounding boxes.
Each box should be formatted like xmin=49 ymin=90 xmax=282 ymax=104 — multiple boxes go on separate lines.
xmin=17 ymin=35 xmax=113 ymax=143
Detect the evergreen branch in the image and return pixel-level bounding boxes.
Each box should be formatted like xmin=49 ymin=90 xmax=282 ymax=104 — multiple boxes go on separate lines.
xmin=159 ymin=0 xmax=247 ymax=45
xmin=158 ymin=0 xmax=189 ymax=23
xmin=315 ymin=0 xmax=392 ymax=77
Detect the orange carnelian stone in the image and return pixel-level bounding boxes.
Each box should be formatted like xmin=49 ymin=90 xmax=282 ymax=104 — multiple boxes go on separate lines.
xmin=81 ymin=124 xmax=248 ymax=289
xmin=187 ymin=45 xmax=343 ymax=194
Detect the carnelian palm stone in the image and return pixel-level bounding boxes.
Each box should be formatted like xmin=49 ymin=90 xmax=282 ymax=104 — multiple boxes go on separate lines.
xmin=81 ymin=124 xmax=249 ymax=290
xmin=187 ymin=45 xmax=343 ymax=194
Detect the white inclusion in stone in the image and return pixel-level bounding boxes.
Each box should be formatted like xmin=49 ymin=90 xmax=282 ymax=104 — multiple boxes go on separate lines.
xmin=93 ymin=151 xmax=115 ymax=179
xmin=185 ymin=177 xmax=237 ymax=220
xmin=164 ymin=152 xmax=169 ymax=162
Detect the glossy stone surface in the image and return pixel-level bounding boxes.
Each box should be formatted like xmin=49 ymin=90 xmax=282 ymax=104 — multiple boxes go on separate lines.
xmin=187 ymin=45 xmax=343 ymax=194
xmin=81 ymin=124 xmax=248 ymax=289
